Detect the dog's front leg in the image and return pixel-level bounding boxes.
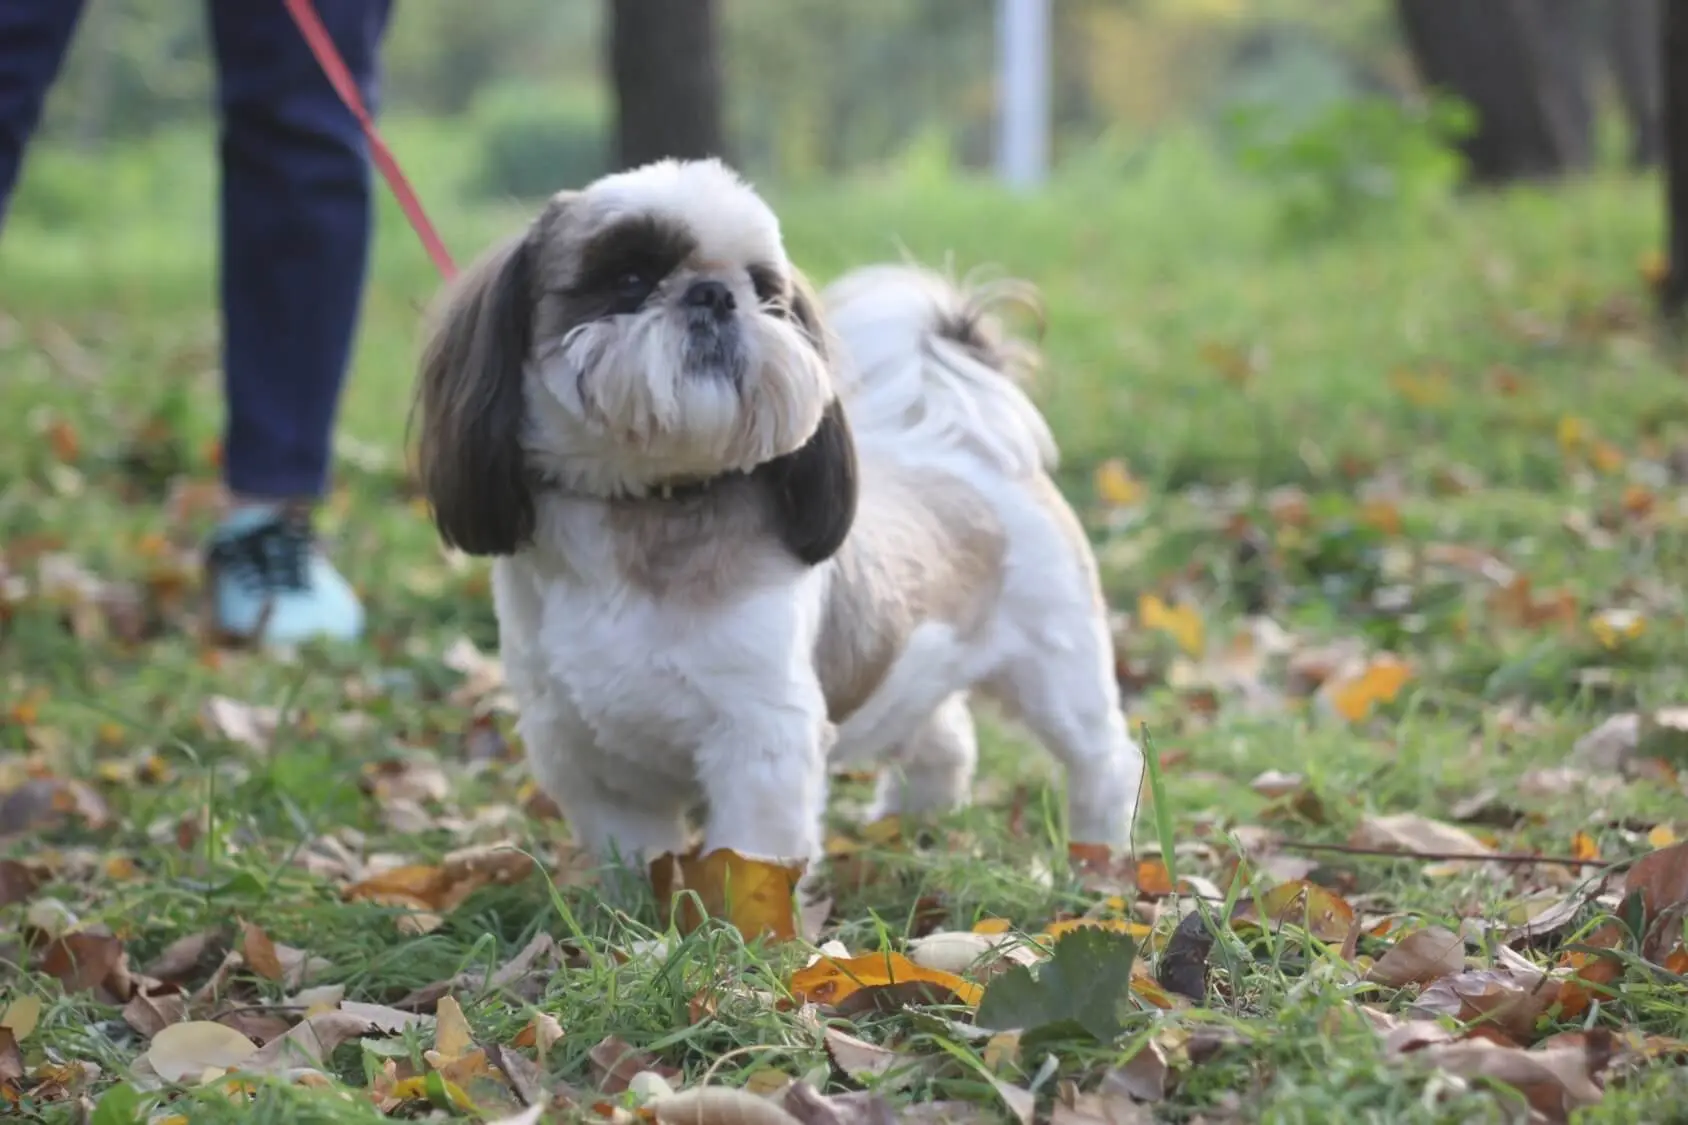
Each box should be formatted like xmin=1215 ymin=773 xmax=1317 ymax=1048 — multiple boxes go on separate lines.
xmin=694 ymin=676 xmax=832 ymax=869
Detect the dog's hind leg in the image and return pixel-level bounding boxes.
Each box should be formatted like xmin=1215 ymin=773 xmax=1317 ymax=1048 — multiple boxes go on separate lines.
xmin=862 ymin=692 xmax=977 ymax=822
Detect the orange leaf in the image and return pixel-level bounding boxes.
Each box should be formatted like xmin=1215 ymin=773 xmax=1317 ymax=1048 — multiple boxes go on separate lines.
xmin=1137 ymin=594 xmax=1204 ymax=657
xmin=1135 ymin=858 xmax=1175 ymax=897
xmin=1570 ymin=832 xmax=1600 ymax=863
xmin=1648 ymin=825 xmax=1678 ymax=849
xmin=649 ymin=848 xmax=803 ymax=942
xmin=1240 ymin=881 xmax=1357 ymax=943
xmin=972 ymin=918 xmax=1013 ymax=935
xmin=240 ymin=922 xmax=284 ymax=982
xmin=789 ymin=951 xmax=982 ymax=1009
xmin=1328 ymin=657 xmax=1412 ymax=722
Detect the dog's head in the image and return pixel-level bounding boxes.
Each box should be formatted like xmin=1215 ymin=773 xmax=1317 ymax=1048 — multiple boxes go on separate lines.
xmin=413 ymin=158 xmax=854 ymax=560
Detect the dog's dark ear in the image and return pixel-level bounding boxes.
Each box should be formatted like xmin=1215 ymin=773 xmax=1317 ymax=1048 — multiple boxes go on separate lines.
xmin=785 ymin=268 xmax=831 ymax=361
xmin=758 ymin=398 xmax=859 ymax=566
xmin=412 ymin=233 xmax=537 ymax=556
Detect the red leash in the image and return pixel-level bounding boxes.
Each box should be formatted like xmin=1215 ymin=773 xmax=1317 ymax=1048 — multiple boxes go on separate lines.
xmin=282 ymin=0 xmax=458 ymax=280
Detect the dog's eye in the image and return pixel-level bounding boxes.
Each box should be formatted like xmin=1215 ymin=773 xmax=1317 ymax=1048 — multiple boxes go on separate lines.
xmin=748 ymin=265 xmax=787 ymax=316
xmin=608 ymin=268 xmax=657 ymax=313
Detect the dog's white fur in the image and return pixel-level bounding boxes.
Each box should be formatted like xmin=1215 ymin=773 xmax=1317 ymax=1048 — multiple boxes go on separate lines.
xmin=413 ymin=158 xmax=1144 ymax=876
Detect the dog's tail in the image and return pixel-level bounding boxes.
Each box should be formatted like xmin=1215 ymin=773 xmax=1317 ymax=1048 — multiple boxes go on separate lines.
xmin=820 ymin=263 xmax=1058 ymax=477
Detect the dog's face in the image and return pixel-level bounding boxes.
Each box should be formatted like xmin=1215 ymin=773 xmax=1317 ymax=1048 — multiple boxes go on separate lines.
xmin=414 ymin=158 xmax=852 ymax=558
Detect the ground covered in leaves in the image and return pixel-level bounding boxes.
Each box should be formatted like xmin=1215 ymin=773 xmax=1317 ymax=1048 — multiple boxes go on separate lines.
xmin=3 ymin=131 xmax=1688 ymax=1124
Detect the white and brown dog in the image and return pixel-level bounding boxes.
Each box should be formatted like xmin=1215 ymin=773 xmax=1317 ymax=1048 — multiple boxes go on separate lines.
xmin=413 ymin=158 xmax=1143 ymax=879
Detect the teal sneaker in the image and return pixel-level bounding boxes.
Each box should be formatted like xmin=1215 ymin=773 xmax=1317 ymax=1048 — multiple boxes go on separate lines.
xmin=204 ymin=504 xmax=365 ymax=647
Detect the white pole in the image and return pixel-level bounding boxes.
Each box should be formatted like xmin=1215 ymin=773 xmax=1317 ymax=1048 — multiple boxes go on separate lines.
xmin=996 ymin=0 xmax=1050 ymax=189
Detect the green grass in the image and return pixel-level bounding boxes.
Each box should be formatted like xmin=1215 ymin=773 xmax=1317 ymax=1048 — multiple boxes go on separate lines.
xmin=3 ymin=123 xmax=1688 ymax=1124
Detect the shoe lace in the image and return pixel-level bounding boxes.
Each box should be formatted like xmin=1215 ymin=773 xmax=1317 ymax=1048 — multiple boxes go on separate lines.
xmin=207 ymin=510 xmax=314 ymax=594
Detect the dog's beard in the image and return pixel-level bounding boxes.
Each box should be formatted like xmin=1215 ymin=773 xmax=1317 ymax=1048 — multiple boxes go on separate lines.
xmin=532 ymin=306 xmax=830 ymax=487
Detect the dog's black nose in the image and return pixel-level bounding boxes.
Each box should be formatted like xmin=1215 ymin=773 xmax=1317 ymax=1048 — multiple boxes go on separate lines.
xmin=684 ymin=279 xmax=736 ymax=318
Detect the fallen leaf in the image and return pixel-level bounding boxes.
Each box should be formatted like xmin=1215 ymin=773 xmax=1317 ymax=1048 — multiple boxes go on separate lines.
xmin=1570 ymin=832 xmax=1600 ymax=863
xmin=1250 ymin=770 xmax=1305 ymax=799
xmin=0 ymin=995 xmax=42 ymax=1042
xmin=144 ymin=1021 xmax=258 ymax=1083
xmin=589 ymin=1035 xmax=679 ymax=1095
xmin=976 ymin=926 xmax=1140 ymax=1041
xmin=986 ymin=1076 xmax=1036 ymax=1125
xmin=484 ymin=1041 xmax=548 ymax=1109
xmin=0 ymin=859 xmax=44 ymax=906
xmin=1409 ymin=967 xmax=1565 ymax=1044
xmin=341 ymin=845 xmax=537 ymax=927
xmin=200 ymin=696 xmax=282 ymax=754
xmin=1094 ymin=460 xmax=1145 ymax=508
xmin=1325 ymin=656 xmax=1412 ymax=722
xmin=145 ymin=929 xmax=227 ymax=986
xmin=906 ymin=931 xmax=1008 ymax=975
xmin=1365 ymin=927 xmax=1465 ymax=988
xmin=1155 ymin=910 xmax=1215 ymax=1003
xmin=1138 ymin=595 xmax=1204 ymax=658
xmin=37 ymin=930 xmax=126 ymax=997
xmin=823 ymin=1026 xmax=924 ymax=1087
xmin=0 ymin=777 xmax=111 ymax=837
xmin=431 ymin=996 xmax=473 ymax=1061
xmin=1624 ymin=839 xmax=1688 ymax=921
xmin=1104 ymin=1039 xmax=1168 ymax=1103
xmin=239 ymin=922 xmax=284 ymax=982
xmin=121 ymin=992 xmax=186 ymax=1040
xmin=396 ymin=931 xmax=561 ymax=1011
xmin=1350 ymin=813 xmax=1494 ymax=859
xmin=650 ymin=847 xmax=804 ymax=941
xmin=1404 ymin=1031 xmax=1613 ymax=1122
xmin=247 ymin=1003 xmax=431 ymax=1075
xmin=0 ymin=1028 xmax=21 ymax=1087
xmin=511 ymin=1012 xmax=564 ymax=1064
xmin=1589 ymin=609 xmax=1645 ymax=650
xmin=1237 ymin=880 xmax=1357 ymax=943
xmin=790 ymin=950 xmax=982 ymax=1010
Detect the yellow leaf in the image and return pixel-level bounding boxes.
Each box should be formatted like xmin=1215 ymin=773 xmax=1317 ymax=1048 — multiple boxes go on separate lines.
xmin=1640 ymin=248 xmax=1669 ymax=288
xmin=1238 ymin=880 xmax=1357 ymax=943
xmin=1094 ymin=459 xmax=1146 ymax=507
xmin=1557 ymin=415 xmax=1587 ymax=454
xmin=1138 ymin=594 xmax=1204 ymax=657
xmin=649 ymin=847 xmax=804 ymax=942
xmin=788 ymin=950 xmax=982 ymax=1008
xmin=1590 ymin=441 xmax=1626 ymax=475
xmin=1 ymin=995 xmax=42 ymax=1040
xmin=1590 ymin=609 xmax=1645 ymax=650
xmin=1571 ymin=831 xmax=1600 ymax=862
xmin=1649 ymin=825 xmax=1678 ymax=849
xmin=1043 ymin=917 xmax=1154 ymax=942
xmin=1328 ymin=657 xmax=1412 ymax=722
xmin=432 ymin=996 xmax=472 ymax=1060
xmin=972 ymin=918 xmax=1013 ymax=935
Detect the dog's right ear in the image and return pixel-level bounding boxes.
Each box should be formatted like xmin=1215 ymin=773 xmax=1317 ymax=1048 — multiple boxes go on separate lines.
xmin=413 ymin=233 xmax=538 ymax=556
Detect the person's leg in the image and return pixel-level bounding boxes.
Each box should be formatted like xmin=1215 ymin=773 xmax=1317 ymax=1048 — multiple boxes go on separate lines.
xmin=204 ymin=0 xmax=393 ymax=646
xmin=0 ymin=1 xmax=87 ymax=229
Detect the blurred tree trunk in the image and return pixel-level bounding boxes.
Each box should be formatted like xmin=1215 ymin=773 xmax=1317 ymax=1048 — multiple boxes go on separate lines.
xmin=1394 ymin=0 xmax=1593 ymax=183
xmin=1603 ymin=0 xmax=1662 ymax=168
xmin=1661 ymin=0 xmax=1688 ymax=320
xmin=608 ymin=0 xmax=725 ymax=170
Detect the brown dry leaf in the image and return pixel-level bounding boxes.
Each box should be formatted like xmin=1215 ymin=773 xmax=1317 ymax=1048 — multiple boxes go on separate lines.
xmin=511 ymin=1012 xmax=565 ymax=1064
xmin=823 ymin=1026 xmax=924 ymax=1088
xmin=650 ymin=847 xmax=804 ymax=941
xmin=1052 ymin=1086 xmax=1152 ymax=1125
xmin=145 ymin=929 xmax=227 ymax=986
xmin=1350 ymin=813 xmax=1494 ymax=860
xmin=396 ymin=931 xmax=561 ymax=1012
xmin=0 ymin=858 xmax=44 ymax=907
xmin=0 ymin=777 xmax=111 ymax=838
xmin=1409 ymin=966 xmax=1565 ymax=1044
xmin=247 ymin=1003 xmax=432 ymax=1075
xmin=789 ymin=950 xmax=983 ymax=1009
xmin=484 ymin=1041 xmax=548 ymax=1109
xmin=200 ymin=696 xmax=282 ymax=754
xmin=1365 ymin=927 xmax=1466 ymax=988
xmin=1237 ymin=880 xmax=1357 ymax=942
xmin=1104 ymin=1040 xmax=1168 ymax=1102
xmin=1624 ymin=839 xmax=1688 ymax=921
xmin=430 ymin=996 xmax=473 ymax=1061
xmin=143 ymin=1020 xmax=259 ymax=1083
xmin=589 ymin=1035 xmax=679 ymax=1095
xmin=0 ymin=1028 xmax=21 ymax=1088
xmin=121 ymin=991 xmax=186 ymax=1040
xmin=240 ymin=922 xmax=284 ymax=982
xmin=1405 ymin=1031 xmax=1614 ymax=1123
xmin=986 ymin=1076 xmax=1037 ymax=1125
xmin=37 ymin=930 xmax=126 ymax=997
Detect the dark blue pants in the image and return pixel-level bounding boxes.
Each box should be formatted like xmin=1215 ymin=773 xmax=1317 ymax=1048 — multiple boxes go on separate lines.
xmin=0 ymin=0 xmax=393 ymax=501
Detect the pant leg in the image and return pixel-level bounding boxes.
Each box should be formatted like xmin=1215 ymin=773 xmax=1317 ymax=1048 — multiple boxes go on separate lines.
xmin=0 ymin=0 xmax=87 ymax=229
xmin=207 ymin=0 xmax=393 ymax=500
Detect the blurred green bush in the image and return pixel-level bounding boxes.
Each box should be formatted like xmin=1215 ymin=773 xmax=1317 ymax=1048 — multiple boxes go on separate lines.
xmin=466 ymin=83 xmax=610 ymax=202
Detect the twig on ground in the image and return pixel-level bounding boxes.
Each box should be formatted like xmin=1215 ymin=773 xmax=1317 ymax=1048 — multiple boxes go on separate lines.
xmin=1275 ymin=840 xmax=1625 ymax=869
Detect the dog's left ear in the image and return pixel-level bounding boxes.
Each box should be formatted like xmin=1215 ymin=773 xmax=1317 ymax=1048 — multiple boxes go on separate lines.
xmin=759 ymin=397 xmax=859 ymax=566
xmin=784 ymin=268 xmax=833 ymax=361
